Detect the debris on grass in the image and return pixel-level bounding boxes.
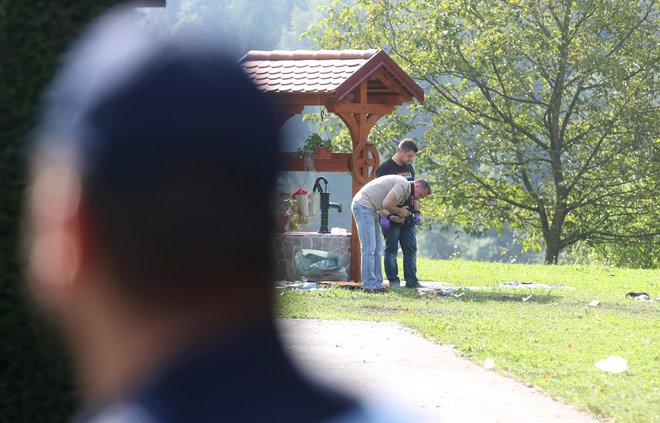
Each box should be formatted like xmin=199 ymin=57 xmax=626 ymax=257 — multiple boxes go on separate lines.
xmin=595 ymin=356 xmax=627 ymax=373
xmin=588 ymin=300 xmax=601 ymax=307
xmin=626 ymin=291 xmax=653 ymax=301
xmin=275 ymin=282 xmax=319 ymax=290
xmin=484 ymin=357 xmax=495 ymax=370
xmin=418 ymin=287 xmax=462 ymax=297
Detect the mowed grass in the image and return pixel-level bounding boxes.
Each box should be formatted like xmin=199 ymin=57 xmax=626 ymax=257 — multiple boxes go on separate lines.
xmin=276 ymin=259 xmax=660 ymax=423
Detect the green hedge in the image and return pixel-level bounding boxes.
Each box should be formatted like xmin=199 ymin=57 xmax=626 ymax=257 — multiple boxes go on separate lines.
xmin=0 ymin=2 xmax=120 ymax=422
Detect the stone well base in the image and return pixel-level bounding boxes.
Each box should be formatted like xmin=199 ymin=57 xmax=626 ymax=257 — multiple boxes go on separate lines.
xmin=274 ymin=232 xmax=351 ymax=281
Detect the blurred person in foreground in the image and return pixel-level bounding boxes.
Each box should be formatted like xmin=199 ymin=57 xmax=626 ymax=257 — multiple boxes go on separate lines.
xmin=23 ymin=9 xmax=401 ymax=423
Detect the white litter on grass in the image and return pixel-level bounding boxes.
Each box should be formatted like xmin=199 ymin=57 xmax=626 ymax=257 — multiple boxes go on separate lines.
xmin=588 ymin=300 xmax=601 ymax=307
xmin=522 ymin=295 xmax=533 ymax=302
xmin=274 ymin=282 xmax=319 ymax=290
xmin=595 ymin=356 xmax=627 ymax=373
xmin=484 ymin=358 xmax=495 ymax=370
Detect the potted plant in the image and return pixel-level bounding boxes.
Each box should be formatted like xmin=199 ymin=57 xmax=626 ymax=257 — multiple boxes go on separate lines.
xmin=297 ymin=133 xmax=332 ymax=158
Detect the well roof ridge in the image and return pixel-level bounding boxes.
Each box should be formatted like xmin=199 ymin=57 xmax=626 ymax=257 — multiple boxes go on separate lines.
xmin=239 ymin=49 xmax=379 ymax=62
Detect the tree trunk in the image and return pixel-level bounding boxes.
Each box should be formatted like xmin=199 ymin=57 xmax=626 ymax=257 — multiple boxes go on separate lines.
xmin=544 ymin=235 xmax=560 ymax=264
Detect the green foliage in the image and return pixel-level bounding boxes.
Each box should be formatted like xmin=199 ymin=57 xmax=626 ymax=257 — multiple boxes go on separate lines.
xmin=296 ymin=133 xmax=333 ymax=156
xmin=301 ymin=107 xmax=355 ymax=152
xmin=278 ymin=259 xmax=660 ymax=422
xmin=0 ymin=2 xmax=118 ymax=421
xmin=305 ymin=0 xmax=660 ymax=266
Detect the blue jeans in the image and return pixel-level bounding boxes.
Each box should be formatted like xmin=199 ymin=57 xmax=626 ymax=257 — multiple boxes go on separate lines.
xmin=382 ymin=223 xmax=417 ymax=285
xmin=351 ymin=202 xmax=383 ymax=289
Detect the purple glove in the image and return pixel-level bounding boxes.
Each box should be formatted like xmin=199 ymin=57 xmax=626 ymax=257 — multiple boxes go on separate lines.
xmin=380 ymin=215 xmax=390 ymax=230
xmin=413 ymin=211 xmax=421 ymax=225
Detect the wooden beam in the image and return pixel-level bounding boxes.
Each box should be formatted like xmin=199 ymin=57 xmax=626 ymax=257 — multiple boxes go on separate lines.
xmin=365 ymin=94 xmax=408 ymax=105
xmin=278 ymin=152 xmax=352 ymax=172
xmin=350 ymin=179 xmax=361 ymax=282
xmin=357 ymin=81 xmax=369 ymax=145
xmin=348 ymin=80 xmax=371 ymax=282
xmin=276 ymin=105 xmax=304 ymax=127
xmin=371 ymin=68 xmax=411 ymax=98
xmin=336 ymin=113 xmax=359 ymax=143
xmin=366 ymin=114 xmax=384 ymax=133
xmin=328 ymin=102 xmax=394 ymax=115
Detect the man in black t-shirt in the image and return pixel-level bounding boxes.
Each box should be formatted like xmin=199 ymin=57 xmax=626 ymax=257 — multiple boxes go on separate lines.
xmin=376 ymin=139 xmax=422 ymax=288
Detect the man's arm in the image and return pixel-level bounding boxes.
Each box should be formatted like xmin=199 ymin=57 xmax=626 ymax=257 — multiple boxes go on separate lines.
xmin=382 ymin=191 xmax=412 ymax=218
xmin=378 ymin=208 xmax=406 ymax=224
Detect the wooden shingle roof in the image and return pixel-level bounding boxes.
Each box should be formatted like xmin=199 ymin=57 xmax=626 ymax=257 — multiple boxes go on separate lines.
xmin=238 ymin=49 xmax=424 ymax=104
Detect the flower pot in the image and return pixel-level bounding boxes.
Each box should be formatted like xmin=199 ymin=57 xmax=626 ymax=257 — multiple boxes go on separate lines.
xmin=314 ymin=147 xmax=332 ymax=159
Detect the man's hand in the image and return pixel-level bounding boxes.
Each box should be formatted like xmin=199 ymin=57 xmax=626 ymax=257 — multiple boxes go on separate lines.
xmin=390 ymin=215 xmax=406 ymax=224
xmin=397 ymin=206 xmax=412 ymax=218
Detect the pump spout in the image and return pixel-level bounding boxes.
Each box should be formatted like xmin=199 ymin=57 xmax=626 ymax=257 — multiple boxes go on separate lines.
xmin=328 ymin=202 xmax=342 ymax=213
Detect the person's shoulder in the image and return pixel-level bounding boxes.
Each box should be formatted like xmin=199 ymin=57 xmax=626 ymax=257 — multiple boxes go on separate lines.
xmin=376 ymin=159 xmax=396 ymax=177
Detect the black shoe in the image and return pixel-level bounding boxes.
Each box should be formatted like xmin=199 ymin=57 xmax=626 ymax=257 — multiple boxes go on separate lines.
xmin=405 ymin=281 xmax=423 ymax=288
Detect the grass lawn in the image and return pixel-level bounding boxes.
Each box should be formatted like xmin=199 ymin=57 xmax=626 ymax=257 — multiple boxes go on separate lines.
xmin=276 ymin=259 xmax=660 ymax=423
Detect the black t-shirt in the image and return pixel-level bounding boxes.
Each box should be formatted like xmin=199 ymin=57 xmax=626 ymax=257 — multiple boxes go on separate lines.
xmin=376 ymin=159 xmax=415 ymax=222
xmin=376 ymin=159 xmax=414 ymax=181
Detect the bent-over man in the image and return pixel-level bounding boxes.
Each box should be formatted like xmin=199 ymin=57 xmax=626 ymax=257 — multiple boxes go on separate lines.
xmin=351 ymin=175 xmax=431 ymax=292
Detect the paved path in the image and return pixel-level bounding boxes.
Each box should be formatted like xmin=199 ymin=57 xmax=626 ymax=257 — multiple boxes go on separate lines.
xmin=278 ymin=319 xmax=600 ymax=423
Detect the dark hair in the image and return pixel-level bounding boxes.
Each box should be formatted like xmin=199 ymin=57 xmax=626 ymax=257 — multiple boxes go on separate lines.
xmin=415 ymin=178 xmax=431 ymax=195
xmin=398 ymin=138 xmax=418 ymax=153
xmin=34 ymin=19 xmax=280 ymax=305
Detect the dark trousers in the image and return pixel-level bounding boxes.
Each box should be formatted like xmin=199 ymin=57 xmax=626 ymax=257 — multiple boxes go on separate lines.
xmin=382 ymin=223 xmax=417 ymax=285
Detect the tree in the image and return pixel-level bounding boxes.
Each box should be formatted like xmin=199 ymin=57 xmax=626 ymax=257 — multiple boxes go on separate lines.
xmin=306 ymin=0 xmax=659 ymax=264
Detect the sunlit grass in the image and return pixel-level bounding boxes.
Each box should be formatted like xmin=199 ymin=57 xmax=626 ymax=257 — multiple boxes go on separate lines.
xmin=277 ymin=259 xmax=660 ymax=423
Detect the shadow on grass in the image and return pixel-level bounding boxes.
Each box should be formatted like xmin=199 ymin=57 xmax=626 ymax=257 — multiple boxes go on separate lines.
xmin=388 ymin=288 xmax=562 ymax=304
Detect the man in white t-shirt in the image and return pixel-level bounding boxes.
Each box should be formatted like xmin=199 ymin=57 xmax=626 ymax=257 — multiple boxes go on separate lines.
xmin=351 ymin=176 xmax=431 ymax=291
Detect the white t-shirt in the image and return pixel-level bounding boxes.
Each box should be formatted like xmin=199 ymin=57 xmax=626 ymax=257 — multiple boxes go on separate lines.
xmin=352 ymin=175 xmax=410 ymax=211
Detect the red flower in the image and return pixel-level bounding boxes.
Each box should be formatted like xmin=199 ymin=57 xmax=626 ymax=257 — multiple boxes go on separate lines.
xmin=292 ymin=188 xmax=308 ymax=198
